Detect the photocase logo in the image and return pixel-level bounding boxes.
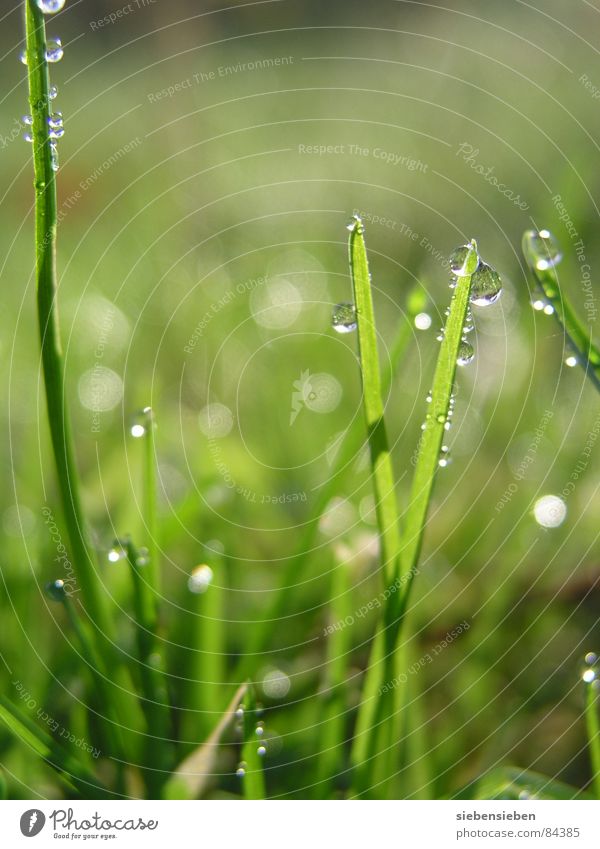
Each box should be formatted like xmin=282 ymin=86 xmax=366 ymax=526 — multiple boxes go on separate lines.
xmin=20 ymin=810 xmax=46 ymax=837
xmin=289 ymin=369 xmax=342 ymax=425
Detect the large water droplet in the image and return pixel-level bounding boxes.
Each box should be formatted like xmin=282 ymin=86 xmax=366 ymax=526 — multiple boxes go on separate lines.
xmin=470 ymin=262 xmax=502 ymax=307
xmin=522 ymin=229 xmax=562 ymax=271
xmin=45 ymin=38 xmax=64 ymax=63
xmin=37 ymin=0 xmax=66 ymax=12
xmin=449 ymin=241 xmax=479 ymax=277
xmin=457 ymin=340 xmax=474 ymax=366
xmin=257 ymin=745 xmax=267 ymax=757
xmin=414 ymin=312 xmax=432 ymax=331
xmin=332 ymin=302 xmax=357 ymax=333
xmin=188 ymin=564 xmax=213 ymax=594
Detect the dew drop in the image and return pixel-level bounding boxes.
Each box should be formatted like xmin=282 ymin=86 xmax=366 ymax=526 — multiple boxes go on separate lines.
xmin=438 ymin=445 xmax=452 ymax=468
xmin=45 ymin=38 xmax=64 ymax=63
xmin=108 ymin=541 xmax=127 ymax=563
xmin=236 ymin=761 xmax=246 ymax=777
xmin=45 ymin=578 xmax=67 ymax=602
xmin=255 ymin=723 xmax=265 ymax=737
xmin=470 ymin=262 xmax=502 ymax=307
xmin=37 ymin=0 xmax=66 ymax=12
xmin=332 ymin=302 xmax=357 ymax=333
xmin=135 ymin=547 xmax=150 ymax=567
xmin=23 ymin=131 xmax=33 ymax=143
xmin=346 ymin=215 xmax=363 ymax=233
xmin=533 ymin=494 xmax=566 ymax=528
xmin=457 ymin=340 xmax=474 ymax=366
xmin=463 ymin=310 xmax=474 ymax=334
xmin=436 ymin=413 xmax=446 ymax=424
xmin=188 ymin=564 xmax=213 ymax=594
xmin=522 ymin=229 xmax=562 ymax=271
xmin=565 ymin=355 xmax=578 ymax=368
xmin=49 ymin=84 xmax=58 ymax=100
xmin=235 ymin=706 xmax=245 ymax=719
xmin=531 ymin=297 xmax=545 ymax=312
xmin=130 ymin=406 xmax=152 ymax=438
xmin=581 ymin=653 xmax=599 ymax=684
xmin=22 ymin=114 xmax=33 ymax=126
xmin=257 ymin=745 xmax=267 ymax=757
xmin=543 ymin=303 xmax=554 ymax=316
xmin=414 ymin=312 xmax=432 ymax=331
xmin=18 ymin=50 xmax=28 ymax=65
xmin=449 ymin=242 xmax=479 ymax=277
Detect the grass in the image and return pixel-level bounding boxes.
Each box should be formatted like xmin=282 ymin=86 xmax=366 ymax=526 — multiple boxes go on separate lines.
xmin=1 ymin=0 xmax=599 ymax=802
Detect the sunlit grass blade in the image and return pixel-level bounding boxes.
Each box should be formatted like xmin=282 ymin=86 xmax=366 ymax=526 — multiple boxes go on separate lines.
xmin=180 ymin=552 xmax=226 ymax=746
xmin=0 ymin=694 xmax=108 ymax=798
xmin=163 ymin=683 xmax=247 ymax=799
xmin=468 ymin=766 xmax=592 ymax=801
xmin=350 ymin=233 xmax=479 ymax=797
xmin=240 ymin=682 xmax=266 ymax=800
xmin=522 ymin=230 xmax=600 ymax=392
xmin=582 ymin=653 xmax=600 ymax=798
xmin=313 ymin=542 xmax=354 ymax=798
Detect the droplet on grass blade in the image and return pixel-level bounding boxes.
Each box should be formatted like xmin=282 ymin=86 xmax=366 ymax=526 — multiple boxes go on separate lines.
xmin=108 ymin=540 xmax=127 ymax=563
xmin=332 ymin=302 xmax=357 ymax=333
xmin=22 ymin=114 xmax=33 ymax=126
xmin=18 ymin=50 xmax=28 ymax=65
xmin=449 ymin=241 xmax=479 ymax=277
xmin=37 ymin=0 xmax=66 ymax=12
xmin=45 ymin=578 xmax=67 ymax=602
xmin=45 ymin=38 xmax=64 ymax=63
xmin=470 ymin=262 xmax=502 ymax=306
xmin=457 ymin=340 xmax=474 ymax=366
xmin=522 ymin=229 xmax=562 ymax=271
xmin=130 ymin=406 xmax=153 ymax=438
xmin=581 ymin=653 xmax=599 ymax=684
xmin=236 ymin=761 xmax=247 ymax=777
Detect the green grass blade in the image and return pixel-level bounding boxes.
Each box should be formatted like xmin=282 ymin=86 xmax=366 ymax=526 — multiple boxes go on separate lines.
xmin=471 ymin=766 xmax=591 ymax=801
xmin=522 ymin=231 xmax=600 ymax=392
xmin=141 ymin=408 xmax=161 ymax=595
xmin=0 ymin=694 xmax=108 ymax=798
xmin=241 ymin=682 xmax=266 ymax=800
xmin=25 ymin=0 xmax=111 ymax=640
xmin=348 ymin=217 xmax=401 ymax=588
xmin=584 ymin=676 xmax=600 ymax=798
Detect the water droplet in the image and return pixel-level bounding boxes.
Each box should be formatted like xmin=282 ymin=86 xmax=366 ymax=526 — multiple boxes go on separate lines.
xmin=23 ymin=131 xmax=33 ymax=143
xmin=470 ymin=262 xmax=502 ymax=307
xmin=332 ymin=302 xmax=357 ymax=333
xmin=262 ymin=667 xmax=291 ymax=699
xmin=438 ymin=445 xmax=452 ymax=468
xmin=130 ymin=406 xmax=153 ymax=438
xmin=49 ymin=84 xmax=58 ymax=100
xmin=346 ymin=215 xmax=363 ymax=233
xmin=255 ymin=723 xmax=265 ymax=737
xmin=414 ymin=312 xmax=432 ymax=331
xmin=22 ymin=114 xmax=33 ymax=126
xmin=136 ymin=547 xmax=150 ymax=567
xmin=436 ymin=413 xmax=446 ymax=424
xmin=426 ymin=392 xmax=432 ymax=404
xmin=257 ymin=745 xmax=267 ymax=757
xmin=235 ymin=706 xmax=245 ymax=719
xmin=236 ymin=761 xmax=246 ymax=777
xmin=45 ymin=38 xmax=64 ymax=63
xmin=565 ymin=355 xmax=578 ymax=368
xmin=108 ymin=541 xmax=127 ymax=563
xmin=18 ymin=50 xmax=28 ymax=65
xmin=533 ymin=494 xmax=566 ymax=529
xmin=543 ymin=303 xmax=554 ymax=316
xmin=457 ymin=340 xmax=474 ymax=366
xmin=449 ymin=242 xmax=479 ymax=277
xmin=463 ymin=310 xmax=474 ymax=334
xmin=45 ymin=578 xmax=67 ymax=602
xmin=581 ymin=653 xmax=599 ymax=684
xmin=49 ymin=141 xmax=59 ymax=171
xmin=37 ymin=0 xmax=66 ymax=13
xmin=188 ymin=564 xmax=213 ymax=594
xmin=522 ymin=229 xmax=562 ymax=271
xmin=531 ymin=297 xmax=545 ymax=312
xmin=48 ymin=112 xmax=64 ymax=137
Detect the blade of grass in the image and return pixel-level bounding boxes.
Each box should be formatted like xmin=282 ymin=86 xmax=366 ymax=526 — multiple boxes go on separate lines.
xmin=522 ymin=232 xmax=600 ymax=392
xmin=163 ymin=683 xmax=247 ymax=800
xmin=240 ymin=682 xmax=266 ymax=800
xmin=25 ymin=0 xmax=147 ymax=753
xmin=349 ymin=231 xmax=479 ymax=796
xmin=313 ymin=542 xmax=354 ymax=798
xmin=584 ymin=678 xmax=600 ymax=798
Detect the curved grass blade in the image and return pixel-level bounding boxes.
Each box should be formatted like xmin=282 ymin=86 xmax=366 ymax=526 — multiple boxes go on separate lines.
xmin=470 ymin=766 xmax=592 ymax=801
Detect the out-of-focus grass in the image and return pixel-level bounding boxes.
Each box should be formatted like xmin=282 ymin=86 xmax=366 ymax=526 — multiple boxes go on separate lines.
xmin=0 ymin=0 xmax=599 ymax=798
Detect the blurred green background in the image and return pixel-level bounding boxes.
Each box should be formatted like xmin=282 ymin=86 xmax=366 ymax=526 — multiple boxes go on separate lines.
xmin=0 ymin=0 xmax=599 ymax=798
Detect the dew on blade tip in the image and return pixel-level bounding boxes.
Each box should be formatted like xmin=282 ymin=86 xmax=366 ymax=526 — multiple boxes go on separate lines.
xmin=37 ymin=0 xmax=66 ymax=12
xmin=130 ymin=407 xmax=153 ymax=438
xmin=522 ymin=229 xmax=562 ymax=271
xmin=449 ymin=241 xmax=479 ymax=277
